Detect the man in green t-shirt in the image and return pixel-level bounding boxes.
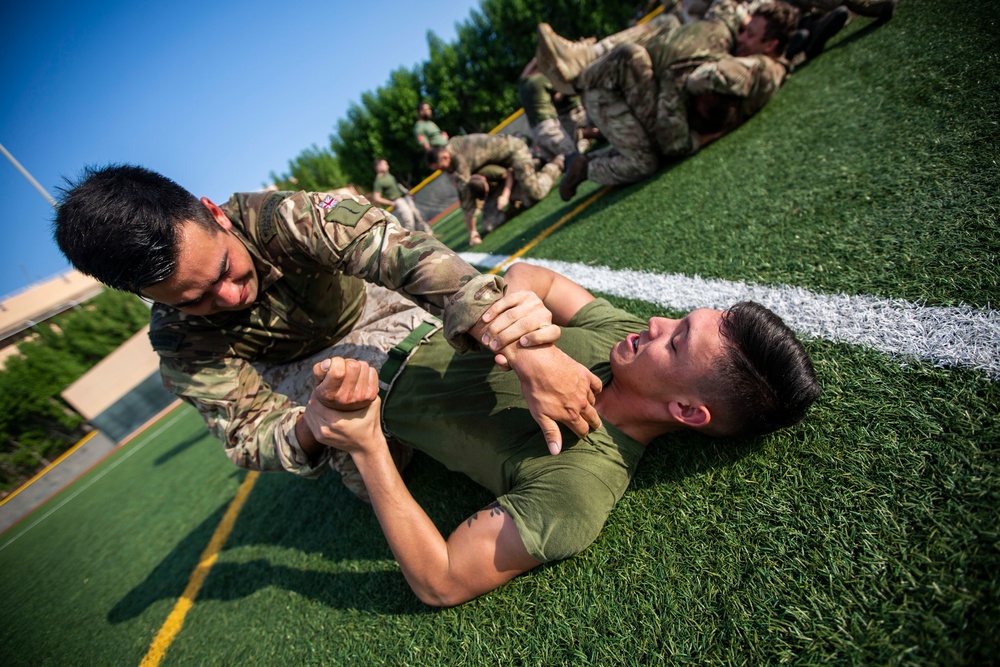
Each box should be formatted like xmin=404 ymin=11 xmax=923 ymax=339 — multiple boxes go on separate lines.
xmin=413 ymin=103 xmax=449 ymax=152
xmin=308 ymin=262 xmax=821 ymax=606
xmin=370 ymin=158 xmax=432 ymax=234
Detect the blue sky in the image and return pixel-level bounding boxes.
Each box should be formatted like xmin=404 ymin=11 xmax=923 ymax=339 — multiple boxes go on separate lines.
xmin=0 ymin=0 xmax=481 ymax=298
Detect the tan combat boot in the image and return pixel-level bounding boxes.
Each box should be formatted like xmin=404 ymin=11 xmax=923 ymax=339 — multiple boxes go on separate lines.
xmin=535 ymin=23 xmax=598 ymax=95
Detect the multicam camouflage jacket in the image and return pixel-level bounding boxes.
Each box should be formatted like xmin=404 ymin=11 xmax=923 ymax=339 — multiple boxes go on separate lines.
xmin=149 ymin=191 xmax=505 ymax=476
xmin=645 ymin=0 xmax=788 ymax=154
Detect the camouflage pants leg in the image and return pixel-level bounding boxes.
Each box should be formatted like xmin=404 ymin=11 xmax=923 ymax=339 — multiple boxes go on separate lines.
xmin=598 ymin=11 xmax=681 ymax=52
xmin=531 ymin=117 xmax=576 ymax=161
xmin=579 ymin=44 xmax=659 ymax=185
xmin=255 ymin=283 xmax=439 ymax=502
xmin=510 ymin=142 xmax=557 ymax=201
xmin=391 ymin=196 xmax=432 ymax=234
xmin=404 ymin=194 xmax=432 ymax=232
xmin=559 ymin=106 xmax=593 ymax=154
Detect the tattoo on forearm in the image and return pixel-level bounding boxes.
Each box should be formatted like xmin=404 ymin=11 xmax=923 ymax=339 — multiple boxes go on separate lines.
xmin=466 ymin=501 xmax=507 ymax=528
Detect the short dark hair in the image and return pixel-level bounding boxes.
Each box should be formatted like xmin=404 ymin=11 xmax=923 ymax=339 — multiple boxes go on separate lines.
xmin=754 ymin=1 xmax=800 ymax=54
xmin=688 ymin=92 xmax=743 ymax=135
xmin=426 ymin=146 xmax=446 ymax=167
xmin=467 ymin=174 xmax=489 ymax=200
xmin=53 ymin=164 xmax=216 ymax=294
xmin=707 ymin=301 xmax=820 ymax=438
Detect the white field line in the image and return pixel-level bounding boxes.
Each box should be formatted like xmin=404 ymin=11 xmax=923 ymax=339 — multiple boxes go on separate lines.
xmin=462 ymin=254 xmax=1000 ymax=379
xmin=0 ymin=410 xmax=188 ymax=553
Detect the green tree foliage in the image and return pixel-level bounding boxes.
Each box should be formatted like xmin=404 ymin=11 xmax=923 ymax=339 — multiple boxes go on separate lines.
xmin=270 ymin=144 xmax=349 ymax=192
xmin=305 ymin=0 xmax=639 ymax=188
xmin=0 ymin=290 xmax=150 ymax=494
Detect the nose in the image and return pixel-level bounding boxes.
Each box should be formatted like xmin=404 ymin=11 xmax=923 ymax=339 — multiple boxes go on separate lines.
xmin=213 ymin=280 xmax=241 ymax=308
xmin=648 ymin=316 xmax=677 ymax=339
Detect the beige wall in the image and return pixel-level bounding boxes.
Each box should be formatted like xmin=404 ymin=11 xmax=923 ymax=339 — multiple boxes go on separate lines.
xmin=61 ymin=325 xmax=160 ymax=420
xmin=0 ymin=271 xmax=103 ymax=340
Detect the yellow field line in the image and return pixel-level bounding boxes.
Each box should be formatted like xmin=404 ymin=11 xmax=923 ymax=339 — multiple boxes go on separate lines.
xmin=0 ymin=430 xmax=100 ymax=508
xmin=486 ymin=186 xmax=612 ymax=275
xmin=138 ymin=471 xmax=259 ymax=667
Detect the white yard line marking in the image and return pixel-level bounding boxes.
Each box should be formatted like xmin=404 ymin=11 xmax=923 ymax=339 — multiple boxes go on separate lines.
xmin=463 ymin=254 xmax=1000 ymax=379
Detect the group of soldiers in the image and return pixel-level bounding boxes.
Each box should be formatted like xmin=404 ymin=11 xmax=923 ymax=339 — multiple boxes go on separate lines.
xmin=373 ymin=0 xmax=896 ymax=247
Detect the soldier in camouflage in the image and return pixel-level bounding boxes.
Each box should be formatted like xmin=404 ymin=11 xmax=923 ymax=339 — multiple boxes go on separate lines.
xmin=427 ymin=134 xmax=564 ymax=247
xmin=557 ymin=0 xmax=799 ymax=199
xmin=54 ymin=165 xmax=603 ymax=500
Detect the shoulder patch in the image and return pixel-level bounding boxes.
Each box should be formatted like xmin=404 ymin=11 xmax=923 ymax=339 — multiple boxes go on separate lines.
xmin=324 ymin=198 xmax=372 ymax=227
xmin=149 ymin=330 xmax=185 ymax=352
xmin=257 ymin=193 xmax=283 ymax=244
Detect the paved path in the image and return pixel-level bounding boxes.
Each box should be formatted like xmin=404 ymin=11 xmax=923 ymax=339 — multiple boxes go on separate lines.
xmin=0 ymin=431 xmax=118 ymax=535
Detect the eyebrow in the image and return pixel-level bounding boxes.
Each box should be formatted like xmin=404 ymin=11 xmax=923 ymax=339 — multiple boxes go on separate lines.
xmin=171 ymin=250 xmax=229 ymax=309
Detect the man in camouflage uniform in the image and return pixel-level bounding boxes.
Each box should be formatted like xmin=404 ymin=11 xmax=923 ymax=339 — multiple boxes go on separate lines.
xmin=414 ymin=102 xmax=449 ymax=153
xmin=555 ymin=0 xmax=799 ymax=199
xmin=467 ymin=165 xmax=535 ymax=235
xmin=427 ymin=134 xmax=563 ymax=246
xmin=371 ymin=158 xmax=433 ymax=234
xmin=54 ymin=165 xmax=602 ymax=499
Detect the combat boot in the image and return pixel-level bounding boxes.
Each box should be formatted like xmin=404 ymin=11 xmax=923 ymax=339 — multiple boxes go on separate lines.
xmin=536 ymin=23 xmax=597 ymax=95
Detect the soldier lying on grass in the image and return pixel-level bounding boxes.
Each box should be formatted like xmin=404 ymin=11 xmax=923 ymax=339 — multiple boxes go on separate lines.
xmin=308 ymin=263 xmax=821 ymax=606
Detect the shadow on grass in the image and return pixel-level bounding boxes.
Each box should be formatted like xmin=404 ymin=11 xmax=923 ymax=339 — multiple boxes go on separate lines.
xmin=152 ymin=432 xmax=207 ymax=466
xmin=108 ymin=455 xmax=489 ymax=620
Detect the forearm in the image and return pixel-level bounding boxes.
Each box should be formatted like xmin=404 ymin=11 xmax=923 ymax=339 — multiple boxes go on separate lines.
xmin=350 ymin=441 xmax=464 ymax=606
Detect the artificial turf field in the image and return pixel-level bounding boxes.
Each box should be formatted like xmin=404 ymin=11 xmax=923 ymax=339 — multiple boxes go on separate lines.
xmin=1 ymin=1 xmax=997 ymax=664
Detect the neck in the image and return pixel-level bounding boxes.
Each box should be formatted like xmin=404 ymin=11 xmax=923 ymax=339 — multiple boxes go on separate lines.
xmin=594 ymin=381 xmax=683 ymax=446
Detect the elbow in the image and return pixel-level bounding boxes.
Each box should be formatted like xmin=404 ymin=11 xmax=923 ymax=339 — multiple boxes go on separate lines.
xmin=410 ymin=580 xmax=474 ymax=608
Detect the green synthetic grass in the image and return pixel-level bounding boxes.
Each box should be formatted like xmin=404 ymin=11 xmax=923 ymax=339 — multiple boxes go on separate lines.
xmin=1 ymin=1 xmax=997 ymax=665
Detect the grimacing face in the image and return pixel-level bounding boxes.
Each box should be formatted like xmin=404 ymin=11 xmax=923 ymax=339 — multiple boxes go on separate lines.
xmin=608 ymin=309 xmax=727 ymax=420
xmin=142 ymin=208 xmax=258 ymax=316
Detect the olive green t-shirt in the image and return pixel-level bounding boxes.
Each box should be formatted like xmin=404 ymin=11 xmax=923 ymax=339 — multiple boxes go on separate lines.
xmin=383 ymin=298 xmax=647 ymax=562
xmin=519 ymin=73 xmax=558 ymax=127
xmin=372 ymin=172 xmax=403 ymax=201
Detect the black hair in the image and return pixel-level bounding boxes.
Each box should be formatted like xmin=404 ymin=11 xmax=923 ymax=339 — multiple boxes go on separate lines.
xmin=53 ymin=164 xmax=217 ymax=294
xmin=426 ymin=145 xmax=446 ymax=167
xmin=754 ymin=1 xmax=801 ymax=54
xmin=688 ymin=92 xmax=743 ymax=135
xmin=708 ymin=301 xmax=821 ymax=438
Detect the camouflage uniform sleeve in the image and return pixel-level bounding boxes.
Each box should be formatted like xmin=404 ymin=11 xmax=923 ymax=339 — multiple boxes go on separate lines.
xmin=705 ymin=0 xmax=748 ymax=35
xmin=282 ymin=191 xmax=504 ymax=352
xmin=685 ymin=55 xmax=788 ymax=117
xmin=653 ymin=73 xmax=696 ymax=156
xmin=159 ymin=355 xmax=331 ymax=477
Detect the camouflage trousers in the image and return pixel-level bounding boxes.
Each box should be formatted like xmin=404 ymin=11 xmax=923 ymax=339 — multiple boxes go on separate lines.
xmin=481 ymin=182 xmax=533 ymax=233
xmin=509 ymin=141 xmax=563 ymax=201
xmin=391 ymin=195 xmax=432 ymax=234
xmin=255 ymin=283 xmax=440 ymax=502
xmin=579 ymin=44 xmax=661 ymax=186
xmin=532 ymin=117 xmax=577 ymax=162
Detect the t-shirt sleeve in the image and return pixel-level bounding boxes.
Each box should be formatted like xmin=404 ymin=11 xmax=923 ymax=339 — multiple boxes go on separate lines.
xmin=497 ymin=457 xmax=619 ymax=562
xmin=566 ymin=297 xmax=646 ymax=336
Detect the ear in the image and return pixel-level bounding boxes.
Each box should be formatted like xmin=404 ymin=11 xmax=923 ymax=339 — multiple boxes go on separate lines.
xmin=763 ymin=38 xmax=780 ymax=57
xmin=667 ymin=400 xmax=712 ymax=429
xmin=200 ymin=197 xmax=233 ymax=231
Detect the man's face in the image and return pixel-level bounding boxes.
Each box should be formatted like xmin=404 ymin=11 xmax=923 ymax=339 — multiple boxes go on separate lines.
xmin=375 ymin=159 xmax=389 ymax=175
xmin=433 ymin=151 xmax=453 ymax=172
xmin=735 ymin=16 xmax=777 ymax=57
xmin=142 ymin=212 xmax=258 ymax=317
xmin=609 ymin=309 xmax=727 ymax=409
xmin=419 ymin=104 xmax=433 ymax=119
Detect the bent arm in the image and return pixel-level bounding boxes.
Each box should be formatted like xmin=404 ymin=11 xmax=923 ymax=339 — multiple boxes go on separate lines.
xmin=308 ymin=382 xmax=541 ymax=606
xmin=501 ymin=262 xmax=596 ymax=326
xmin=355 ymin=436 xmax=540 ymax=606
